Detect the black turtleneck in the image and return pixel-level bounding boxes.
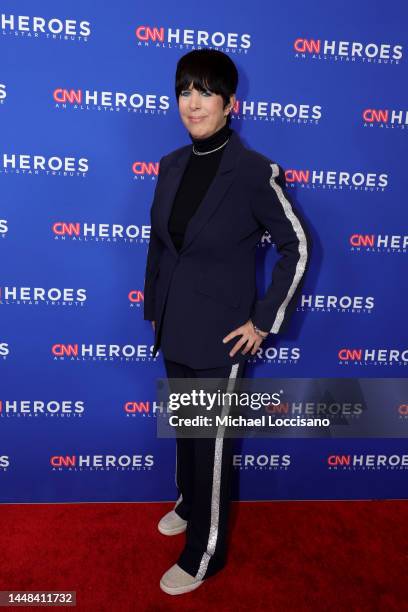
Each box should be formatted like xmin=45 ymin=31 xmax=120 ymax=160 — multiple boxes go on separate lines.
xmin=168 ymin=122 xmax=232 ymax=252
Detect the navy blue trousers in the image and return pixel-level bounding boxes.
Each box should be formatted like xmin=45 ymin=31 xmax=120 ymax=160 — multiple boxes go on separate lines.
xmin=163 ymin=357 xmax=247 ymax=580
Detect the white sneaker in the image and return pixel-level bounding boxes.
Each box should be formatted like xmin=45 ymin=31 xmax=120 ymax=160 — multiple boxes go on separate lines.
xmin=157 ymin=510 xmax=187 ymax=536
xmin=160 ymin=563 xmax=204 ymax=595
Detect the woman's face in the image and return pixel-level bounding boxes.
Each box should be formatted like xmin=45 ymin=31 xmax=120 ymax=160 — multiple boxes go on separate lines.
xmin=178 ymin=81 xmax=234 ymax=139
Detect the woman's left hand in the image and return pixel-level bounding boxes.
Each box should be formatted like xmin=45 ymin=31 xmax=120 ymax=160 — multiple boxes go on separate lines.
xmin=222 ymin=319 xmax=268 ymax=357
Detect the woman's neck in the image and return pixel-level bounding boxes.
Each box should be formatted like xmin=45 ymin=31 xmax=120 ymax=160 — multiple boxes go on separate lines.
xmin=188 ymin=122 xmax=232 ymax=153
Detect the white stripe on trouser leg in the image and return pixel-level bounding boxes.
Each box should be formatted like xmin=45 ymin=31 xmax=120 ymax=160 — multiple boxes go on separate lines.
xmin=195 ymin=362 xmax=240 ymax=580
xmin=174 ymin=442 xmax=183 ymax=509
xmin=174 ymin=493 xmax=183 ymax=509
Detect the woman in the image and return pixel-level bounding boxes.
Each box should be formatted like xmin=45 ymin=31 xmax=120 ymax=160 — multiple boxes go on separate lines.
xmin=143 ymin=49 xmax=312 ymax=595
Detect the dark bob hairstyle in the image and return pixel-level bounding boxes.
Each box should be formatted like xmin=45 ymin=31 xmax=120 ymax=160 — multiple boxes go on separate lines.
xmin=175 ymin=49 xmax=238 ymax=125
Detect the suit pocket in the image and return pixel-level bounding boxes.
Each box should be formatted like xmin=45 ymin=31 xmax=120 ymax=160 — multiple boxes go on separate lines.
xmin=194 ymin=273 xmax=241 ymax=309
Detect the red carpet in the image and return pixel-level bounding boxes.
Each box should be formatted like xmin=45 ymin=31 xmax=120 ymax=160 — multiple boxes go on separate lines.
xmin=0 ymin=500 xmax=406 ymax=611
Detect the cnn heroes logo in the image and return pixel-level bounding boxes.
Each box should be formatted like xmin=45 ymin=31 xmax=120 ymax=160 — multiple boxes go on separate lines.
xmin=132 ymin=161 xmax=160 ymax=180
xmin=135 ymin=25 xmax=251 ymax=52
xmin=124 ymin=400 xmax=168 ymax=418
xmin=349 ymin=233 xmax=408 ymax=253
xmin=233 ymin=454 xmax=291 ymax=471
xmin=0 ymin=286 xmax=87 ymax=306
xmin=1 ymin=154 xmax=88 ymax=176
xmin=52 ymin=343 xmax=160 ymax=362
xmin=231 ymin=99 xmax=321 ymax=124
xmin=338 ymin=348 xmax=408 ymax=367
xmin=327 ymin=454 xmax=408 ymax=470
xmin=0 ymin=400 xmax=85 ymax=418
xmin=285 ymin=169 xmax=388 ymax=191
xmin=2 ymin=455 xmax=157 ymax=471
xmin=294 ymin=37 xmax=403 ymax=64
xmin=54 ymin=88 xmax=169 ymax=114
xmin=51 ymin=453 xmax=154 ymax=471
xmin=299 ymin=294 xmax=375 ymax=314
xmin=0 ymin=13 xmax=90 ymax=41
xmin=248 ymin=346 xmax=302 ymax=365
xmin=53 ymin=221 xmax=150 ymax=244
xmin=363 ymin=108 xmax=408 ymax=129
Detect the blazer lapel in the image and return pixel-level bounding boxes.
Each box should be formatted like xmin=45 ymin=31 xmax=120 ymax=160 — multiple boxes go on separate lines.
xmin=157 ymin=129 xmax=244 ymax=256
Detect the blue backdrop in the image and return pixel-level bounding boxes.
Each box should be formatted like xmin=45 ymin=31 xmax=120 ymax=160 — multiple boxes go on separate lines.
xmin=1 ymin=1 xmax=407 ymax=502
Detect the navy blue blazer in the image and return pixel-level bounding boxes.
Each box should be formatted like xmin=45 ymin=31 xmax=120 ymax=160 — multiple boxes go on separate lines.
xmin=143 ymin=129 xmax=312 ymax=369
